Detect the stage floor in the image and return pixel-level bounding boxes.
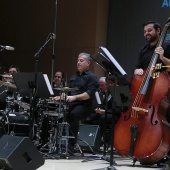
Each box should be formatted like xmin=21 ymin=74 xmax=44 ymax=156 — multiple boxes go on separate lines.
xmin=37 ymin=152 xmax=165 ymax=170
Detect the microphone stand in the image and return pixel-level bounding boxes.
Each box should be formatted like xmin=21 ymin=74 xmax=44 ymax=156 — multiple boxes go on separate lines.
xmin=29 ymin=34 xmax=55 ymax=138
xmin=50 ymin=0 xmax=58 ymax=85
xmin=34 ymin=33 xmax=55 ymax=59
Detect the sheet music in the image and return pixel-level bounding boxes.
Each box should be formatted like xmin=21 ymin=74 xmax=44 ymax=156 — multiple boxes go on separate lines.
xmin=95 ymin=91 xmax=101 ymax=105
xmin=100 ymin=46 xmax=127 ymax=76
xmin=43 ymin=74 xmax=54 ymax=95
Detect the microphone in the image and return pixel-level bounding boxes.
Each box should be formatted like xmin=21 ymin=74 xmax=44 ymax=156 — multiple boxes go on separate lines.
xmin=50 ymin=33 xmax=56 ymax=39
xmin=0 ymin=45 xmax=15 ymax=51
xmin=34 ymin=33 xmax=56 ymax=58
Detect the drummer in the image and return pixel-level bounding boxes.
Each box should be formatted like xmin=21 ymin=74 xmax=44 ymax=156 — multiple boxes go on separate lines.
xmin=53 ymin=53 xmax=98 ymax=154
xmin=0 ymin=65 xmax=20 ymax=110
xmin=2 ymin=65 xmax=20 ymax=82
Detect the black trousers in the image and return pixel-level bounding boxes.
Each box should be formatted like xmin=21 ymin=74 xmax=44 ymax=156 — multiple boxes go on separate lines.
xmin=66 ymin=104 xmax=90 ymax=146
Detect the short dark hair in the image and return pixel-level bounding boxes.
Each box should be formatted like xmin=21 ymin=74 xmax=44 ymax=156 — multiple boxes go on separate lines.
xmin=105 ymin=75 xmax=117 ymax=83
xmin=55 ymin=70 xmax=65 ymax=79
xmin=8 ymin=65 xmax=20 ymax=72
xmin=143 ymin=21 xmax=161 ymax=33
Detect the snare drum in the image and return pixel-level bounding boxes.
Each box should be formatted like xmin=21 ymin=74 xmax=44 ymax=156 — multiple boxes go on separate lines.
xmin=43 ymin=101 xmax=63 ymax=118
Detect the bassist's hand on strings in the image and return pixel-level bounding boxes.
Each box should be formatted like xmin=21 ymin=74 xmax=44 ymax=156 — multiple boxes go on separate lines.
xmin=155 ymin=47 xmax=170 ymax=65
xmin=134 ymin=68 xmax=144 ymax=76
xmin=155 ymin=47 xmax=164 ymax=60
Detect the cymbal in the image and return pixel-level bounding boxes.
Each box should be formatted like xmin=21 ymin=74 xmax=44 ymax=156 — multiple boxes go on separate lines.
xmin=0 ymin=74 xmax=13 ymax=78
xmin=0 ymin=81 xmax=16 ymax=88
xmin=54 ymin=87 xmax=78 ymax=91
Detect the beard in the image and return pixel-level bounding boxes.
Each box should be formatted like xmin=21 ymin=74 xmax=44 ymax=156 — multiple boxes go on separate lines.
xmin=146 ymin=34 xmax=159 ymax=43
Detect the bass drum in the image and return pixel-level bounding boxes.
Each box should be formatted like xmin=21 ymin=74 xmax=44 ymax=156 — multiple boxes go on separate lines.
xmin=1 ymin=109 xmax=30 ymax=136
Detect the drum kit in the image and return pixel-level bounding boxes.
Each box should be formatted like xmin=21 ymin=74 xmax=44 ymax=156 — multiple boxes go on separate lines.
xmin=36 ymin=86 xmax=79 ymax=155
xmin=0 ymin=74 xmax=79 ymax=155
xmin=0 ymin=74 xmax=31 ymax=136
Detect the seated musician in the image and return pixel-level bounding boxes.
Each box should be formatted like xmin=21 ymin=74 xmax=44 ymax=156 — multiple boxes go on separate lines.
xmin=53 ymin=52 xmax=98 ymax=154
xmin=52 ymin=70 xmax=65 ymax=88
xmin=89 ymin=75 xmax=127 ymax=146
xmin=0 ymin=65 xmax=20 ymax=110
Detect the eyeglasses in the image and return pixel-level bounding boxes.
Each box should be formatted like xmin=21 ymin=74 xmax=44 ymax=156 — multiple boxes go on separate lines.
xmin=55 ymin=76 xmax=62 ymax=78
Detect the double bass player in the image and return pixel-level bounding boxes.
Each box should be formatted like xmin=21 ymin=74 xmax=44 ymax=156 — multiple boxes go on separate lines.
xmin=134 ymin=21 xmax=170 ymax=75
xmin=133 ymin=21 xmax=170 ymax=170
xmin=113 ymin=19 xmax=170 ymax=169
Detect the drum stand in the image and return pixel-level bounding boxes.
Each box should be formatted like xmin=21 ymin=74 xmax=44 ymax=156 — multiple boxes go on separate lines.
xmin=56 ymin=102 xmax=74 ymax=156
xmin=38 ymin=102 xmax=75 ymax=157
xmin=56 ymin=93 xmax=83 ymax=157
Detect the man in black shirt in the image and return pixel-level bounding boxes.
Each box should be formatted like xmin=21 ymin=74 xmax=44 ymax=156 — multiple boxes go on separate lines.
xmin=134 ymin=21 xmax=170 ymax=75
xmin=65 ymin=52 xmax=98 ymax=151
xmin=133 ymin=21 xmax=170 ymax=170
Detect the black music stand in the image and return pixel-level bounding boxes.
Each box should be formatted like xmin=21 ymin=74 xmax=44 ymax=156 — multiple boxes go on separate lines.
xmin=108 ymin=86 xmax=132 ymax=107
xmin=107 ymin=85 xmax=131 ymax=168
xmin=12 ymin=72 xmax=54 ymax=138
xmin=91 ymin=47 xmax=130 ymax=170
xmin=12 ymin=72 xmax=54 ymax=98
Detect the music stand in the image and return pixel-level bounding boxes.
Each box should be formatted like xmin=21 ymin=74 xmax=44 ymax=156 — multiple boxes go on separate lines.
xmin=91 ymin=47 xmax=129 ymax=170
xmin=12 ymin=72 xmax=54 ymax=98
xmin=108 ymin=86 xmax=132 ymax=107
xmin=12 ymin=72 xmax=54 ymax=138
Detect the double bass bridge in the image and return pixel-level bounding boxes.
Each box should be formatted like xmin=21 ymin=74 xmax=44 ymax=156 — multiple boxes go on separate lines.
xmin=132 ymin=107 xmax=148 ymax=113
xmin=131 ymin=106 xmax=149 ymax=120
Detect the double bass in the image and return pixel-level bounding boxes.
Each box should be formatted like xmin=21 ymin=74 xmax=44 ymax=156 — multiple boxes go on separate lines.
xmin=114 ymin=17 xmax=170 ymax=164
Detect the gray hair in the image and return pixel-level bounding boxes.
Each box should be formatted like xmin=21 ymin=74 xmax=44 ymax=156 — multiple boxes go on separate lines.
xmin=79 ymin=52 xmax=92 ymax=62
xmin=99 ymin=77 xmax=106 ymax=82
